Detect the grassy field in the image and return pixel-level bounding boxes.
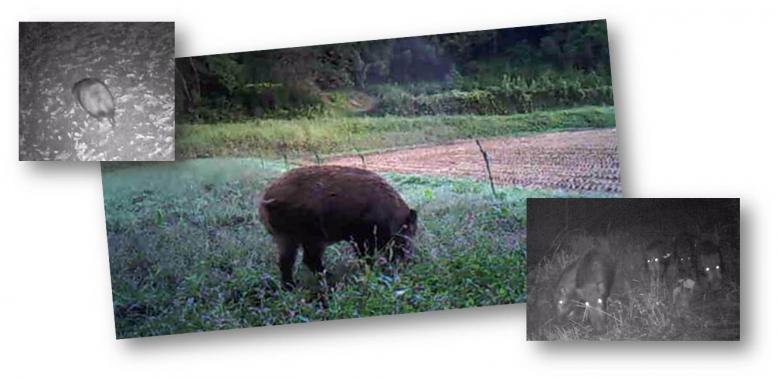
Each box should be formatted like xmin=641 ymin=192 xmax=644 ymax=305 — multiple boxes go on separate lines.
xmin=102 ymin=158 xmax=615 ymax=338
xmin=526 ymin=230 xmax=740 ymax=341
xmin=175 ymin=106 xmax=614 ymax=159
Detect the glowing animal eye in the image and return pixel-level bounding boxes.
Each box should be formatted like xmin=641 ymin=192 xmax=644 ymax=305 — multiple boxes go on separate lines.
xmin=705 ymin=267 xmax=710 ymax=272
xmin=716 ymin=265 xmax=720 ymax=270
xmin=597 ymin=298 xmax=603 ymax=304
xmin=654 ymin=258 xmax=659 ymax=262
xmin=584 ymin=301 xmax=590 ymax=307
xmin=558 ymin=300 xmax=564 ymax=305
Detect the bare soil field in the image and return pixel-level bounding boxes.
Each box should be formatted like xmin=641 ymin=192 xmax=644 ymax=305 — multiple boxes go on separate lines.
xmin=327 ymin=128 xmax=621 ymax=193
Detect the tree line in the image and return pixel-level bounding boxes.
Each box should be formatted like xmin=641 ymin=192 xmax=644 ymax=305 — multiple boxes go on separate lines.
xmin=175 ymin=20 xmax=611 ymax=122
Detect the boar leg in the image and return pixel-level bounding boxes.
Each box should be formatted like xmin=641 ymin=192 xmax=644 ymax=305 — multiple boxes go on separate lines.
xmin=276 ymin=236 xmax=299 ymax=289
xmin=302 ymin=240 xmax=326 ymax=279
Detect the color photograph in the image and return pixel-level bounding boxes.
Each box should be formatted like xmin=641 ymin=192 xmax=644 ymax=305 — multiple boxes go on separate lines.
xmin=101 ymin=20 xmax=621 ymax=338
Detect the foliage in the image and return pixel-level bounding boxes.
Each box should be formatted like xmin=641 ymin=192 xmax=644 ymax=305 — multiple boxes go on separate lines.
xmin=369 ymin=69 xmax=611 ymax=116
xmin=175 ymin=20 xmax=612 ymax=121
xmin=174 ymin=106 xmax=615 ymax=159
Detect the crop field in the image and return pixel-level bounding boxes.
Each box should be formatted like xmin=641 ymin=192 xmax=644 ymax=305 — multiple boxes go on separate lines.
xmin=327 ymin=128 xmax=621 ymax=194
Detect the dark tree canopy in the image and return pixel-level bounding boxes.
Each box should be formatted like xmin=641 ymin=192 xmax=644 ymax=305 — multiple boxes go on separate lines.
xmin=176 ymin=20 xmax=612 ymax=122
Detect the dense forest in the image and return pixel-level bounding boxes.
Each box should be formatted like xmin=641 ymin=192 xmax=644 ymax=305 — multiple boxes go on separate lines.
xmin=175 ymin=20 xmax=612 ymax=122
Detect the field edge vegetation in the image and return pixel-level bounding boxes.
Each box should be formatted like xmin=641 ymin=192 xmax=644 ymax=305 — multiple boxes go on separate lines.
xmin=175 ymin=106 xmax=615 ymax=159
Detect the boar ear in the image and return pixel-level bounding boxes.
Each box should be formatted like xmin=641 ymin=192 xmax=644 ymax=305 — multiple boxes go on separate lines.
xmin=408 ymin=209 xmax=418 ymax=224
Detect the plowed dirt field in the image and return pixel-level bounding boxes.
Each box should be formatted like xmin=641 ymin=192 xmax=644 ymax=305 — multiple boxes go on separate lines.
xmin=327 ymin=128 xmax=621 ymax=193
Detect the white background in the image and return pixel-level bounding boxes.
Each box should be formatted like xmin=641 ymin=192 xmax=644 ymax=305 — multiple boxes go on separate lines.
xmin=2 ymin=0 xmax=776 ymax=377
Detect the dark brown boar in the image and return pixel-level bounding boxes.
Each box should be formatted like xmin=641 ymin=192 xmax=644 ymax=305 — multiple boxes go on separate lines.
xmin=258 ymin=165 xmax=418 ymax=289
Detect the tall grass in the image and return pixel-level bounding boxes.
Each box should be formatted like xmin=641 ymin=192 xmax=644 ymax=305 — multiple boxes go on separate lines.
xmin=175 ymin=106 xmax=615 ymax=159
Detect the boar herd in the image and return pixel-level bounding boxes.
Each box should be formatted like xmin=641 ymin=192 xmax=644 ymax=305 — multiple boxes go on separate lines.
xmin=641 ymin=233 xmax=724 ymax=292
xmin=554 ymin=232 xmax=725 ymax=333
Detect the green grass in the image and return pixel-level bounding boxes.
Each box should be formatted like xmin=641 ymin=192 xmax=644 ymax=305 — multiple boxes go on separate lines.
xmin=102 ymin=158 xmax=614 ymax=338
xmin=175 ymin=106 xmax=614 ymax=159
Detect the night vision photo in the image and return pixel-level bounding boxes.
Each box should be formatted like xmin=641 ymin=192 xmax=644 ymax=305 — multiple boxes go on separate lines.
xmin=526 ymin=198 xmax=740 ymax=341
xmin=102 ymin=20 xmax=621 ymax=338
xmin=19 ymin=22 xmax=175 ymax=161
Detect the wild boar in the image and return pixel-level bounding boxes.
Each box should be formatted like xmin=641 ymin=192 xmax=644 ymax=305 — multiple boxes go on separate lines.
xmin=672 ymin=232 xmax=698 ymax=280
xmin=72 ymin=78 xmax=116 ymax=128
xmin=554 ymin=248 xmax=616 ymax=333
xmin=643 ymin=240 xmax=672 ymax=286
xmin=696 ymin=240 xmax=723 ymax=290
xmin=258 ymin=165 xmax=418 ymax=289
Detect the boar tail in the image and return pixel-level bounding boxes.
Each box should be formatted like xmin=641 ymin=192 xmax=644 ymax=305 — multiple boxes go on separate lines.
xmin=255 ymin=192 xmax=277 ymax=208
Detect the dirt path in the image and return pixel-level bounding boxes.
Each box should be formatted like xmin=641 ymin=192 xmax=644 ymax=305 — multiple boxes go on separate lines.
xmin=327 ymin=129 xmax=621 ymax=193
